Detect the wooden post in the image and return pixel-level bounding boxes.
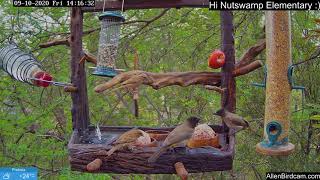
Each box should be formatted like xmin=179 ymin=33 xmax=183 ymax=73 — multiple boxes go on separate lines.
xmin=220 ymin=11 xmax=236 ymax=159
xmin=220 ymin=11 xmax=236 ymax=112
xmin=70 ymin=8 xmax=90 ymax=132
xmin=256 ymin=11 xmax=295 ymax=156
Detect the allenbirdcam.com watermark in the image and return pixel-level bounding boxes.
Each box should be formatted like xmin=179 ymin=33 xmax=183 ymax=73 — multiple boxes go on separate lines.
xmin=266 ymin=172 xmax=320 ymax=180
xmin=209 ymin=0 xmax=320 ymax=10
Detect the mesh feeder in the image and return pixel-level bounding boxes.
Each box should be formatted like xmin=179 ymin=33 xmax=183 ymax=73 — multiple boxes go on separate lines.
xmin=0 ymin=43 xmax=72 ymax=88
xmin=0 ymin=43 xmax=52 ymax=87
xmin=93 ymin=11 xmax=125 ymax=77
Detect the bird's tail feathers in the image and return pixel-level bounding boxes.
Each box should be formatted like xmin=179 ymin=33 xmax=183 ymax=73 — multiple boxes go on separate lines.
xmin=106 ymin=144 xmax=126 ymax=156
xmin=147 ymin=147 xmax=168 ymax=163
xmin=244 ymin=120 xmax=250 ymax=128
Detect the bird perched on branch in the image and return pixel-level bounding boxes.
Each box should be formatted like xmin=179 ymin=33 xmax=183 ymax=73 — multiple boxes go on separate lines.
xmin=214 ymin=108 xmax=249 ymax=134
xmin=148 ymin=116 xmax=200 ymax=163
xmin=106 ymin=128 xmax=144 ymax=156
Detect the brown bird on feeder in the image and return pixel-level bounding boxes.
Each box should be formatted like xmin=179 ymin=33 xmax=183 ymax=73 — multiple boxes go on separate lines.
xmin=148 ymin=116 xmax=200 ymax=163
xmin=214 ymin=109 xmax=249 ymax=134
xmin=106 ymin=128 xmax=145 ymax=156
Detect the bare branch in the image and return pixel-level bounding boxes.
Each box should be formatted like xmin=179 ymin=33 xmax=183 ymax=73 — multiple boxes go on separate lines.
xmin=233 ymin=60 xmax=263 ymax=77
xmin=39 ymin=38 xmax=70 ymax=48
xmin=236 ymin=39 xmax=266 ymax=68
xmin=204 ymin=86 xmax=226 ymax=94
xmin=123 ymin=8 xmax=170 ymax=40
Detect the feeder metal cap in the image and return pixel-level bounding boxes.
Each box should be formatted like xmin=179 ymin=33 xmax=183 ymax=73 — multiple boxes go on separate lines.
xmin=99 ymin=11 xmax=125 ymax=22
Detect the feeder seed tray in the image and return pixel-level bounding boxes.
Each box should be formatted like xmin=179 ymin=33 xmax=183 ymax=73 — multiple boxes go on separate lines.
xmin=68 ymin=125 xmax=234 ymax=174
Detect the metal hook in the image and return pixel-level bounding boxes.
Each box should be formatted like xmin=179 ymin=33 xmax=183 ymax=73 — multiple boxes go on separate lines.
xmin=251 ymin=65 xmax=267 ymax=88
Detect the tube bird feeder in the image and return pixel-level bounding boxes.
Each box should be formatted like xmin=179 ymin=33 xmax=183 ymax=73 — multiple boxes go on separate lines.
xmin=0 ymin=43 xmax=52 ymax=87
xmin=256 ymin=11 xmax=295 ymax=156
xmin=93 ymin=11 xmax=125 ymax=77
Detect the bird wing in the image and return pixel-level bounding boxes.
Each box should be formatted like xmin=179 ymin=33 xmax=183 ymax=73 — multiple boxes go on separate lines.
xmin=226 ymin=113 xmax=248 ymax=127
xmin=113 ymin=130 xmax=142 ymax=145
xmin=163 ymin=124 xmax=194 ymax=147
xmin=148 ymin=122 xmax=195 ymax=163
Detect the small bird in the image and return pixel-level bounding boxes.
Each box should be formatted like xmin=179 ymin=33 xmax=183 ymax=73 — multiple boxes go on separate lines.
xmin=148 ymin=116 xmax=200 ymax=163
xmin=214 ymin=108 xmax=249 ymax=134
xmin=106 ymin=128 xmax=144 ymax=156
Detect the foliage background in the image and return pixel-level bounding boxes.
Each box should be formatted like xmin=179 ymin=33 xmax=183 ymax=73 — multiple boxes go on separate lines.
xmin=0 ymin=1 xmax=319 ymax=179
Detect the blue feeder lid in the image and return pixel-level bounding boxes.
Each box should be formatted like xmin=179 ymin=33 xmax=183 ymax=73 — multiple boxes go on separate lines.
xmin=99 ymin=11 xmax=125 ymax=22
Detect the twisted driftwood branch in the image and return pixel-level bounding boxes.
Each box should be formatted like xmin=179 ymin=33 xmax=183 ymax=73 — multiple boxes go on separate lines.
xmin=94 ymin=61 xmax=262 ymax=93
xmin=94 ymin=71 xmax=222 ymax=93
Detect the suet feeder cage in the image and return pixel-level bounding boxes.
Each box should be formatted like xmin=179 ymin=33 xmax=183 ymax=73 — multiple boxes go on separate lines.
xmin=93 ymin=11 xmax=125 ymax=77
xmin=0 ymin=43 xmax=52 ymax=87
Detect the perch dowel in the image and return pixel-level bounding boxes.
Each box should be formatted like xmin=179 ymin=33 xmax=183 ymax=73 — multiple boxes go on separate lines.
xmin=256 ymin=11 xmax=295 ymax=156
xmin=64 ymin=86 xmax=78 ymax=92
xmin=204 ymin=86 xmax=225 ymax=94
xmin=79 ymin=53 xmax=97 ymax=65
xmin=175 ymin=162 xmax=188 ymax=180
xmin=85 ymin=53 xmax=97 ymax=65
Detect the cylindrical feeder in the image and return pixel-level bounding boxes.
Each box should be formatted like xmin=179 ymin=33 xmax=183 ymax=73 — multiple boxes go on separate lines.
xmin=256 ymin=11 xmax=295 ymax=155
xmin=0 ymin=43 xmax=52 ymax=87
xmin=93 ymin=11 xmax=125 ymax=77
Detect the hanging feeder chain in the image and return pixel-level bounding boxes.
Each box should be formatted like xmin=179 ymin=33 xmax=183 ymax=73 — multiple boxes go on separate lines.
xmin=28 ymin=77 xmax=73 ymax=87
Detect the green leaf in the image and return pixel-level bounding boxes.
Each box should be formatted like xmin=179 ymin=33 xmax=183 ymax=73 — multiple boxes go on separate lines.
xmin=312 ymin=124 xmax=320 ymax=128
xmin=310 ymin=115 xmax=320 ymax=121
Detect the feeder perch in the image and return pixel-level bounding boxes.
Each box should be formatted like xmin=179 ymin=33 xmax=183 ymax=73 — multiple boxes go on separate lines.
xmin=93 ymin=11 xmax=125 ymax=77
xmin=0 ymin=43 xmax=52 ymax=87
xmin=288 ymin=65 xmax=305 ymax=91
xmin=251 ymin=66 xmax=267 ymax=88
xmin=64 ymin=85 xmax=78 ymax=92
xmin=252 ymin=65 xmax=305 ymax=91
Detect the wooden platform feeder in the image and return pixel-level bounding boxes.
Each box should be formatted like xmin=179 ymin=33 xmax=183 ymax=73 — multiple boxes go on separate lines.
xmin=63 ymin=1 xmax=264 ymax=175
xmin=68 ymin=125 xmax=234 ymax=173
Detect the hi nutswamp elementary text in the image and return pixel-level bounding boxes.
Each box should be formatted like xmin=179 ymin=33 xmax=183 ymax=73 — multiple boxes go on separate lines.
xmin=209 ymin=1 xmax=320 ymax=10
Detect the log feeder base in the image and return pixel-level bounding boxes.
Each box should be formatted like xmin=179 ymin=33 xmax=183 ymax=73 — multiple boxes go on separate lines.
xmin=68 ymin=126 xmax=234 ymax=174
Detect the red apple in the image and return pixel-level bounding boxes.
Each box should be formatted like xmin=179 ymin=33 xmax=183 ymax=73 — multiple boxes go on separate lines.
xmin=33 ymin=71 xmax=53 ymax=87
xmin=208 ymin=50 xmax=225 ymax=69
